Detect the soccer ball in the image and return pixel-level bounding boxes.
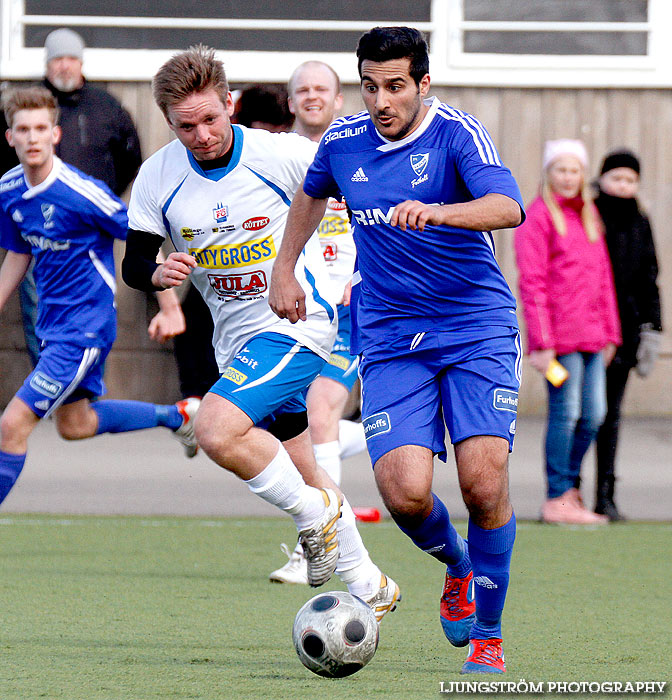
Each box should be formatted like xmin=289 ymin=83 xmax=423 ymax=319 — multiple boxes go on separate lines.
xmin=292 ymin=591 xmax=379 ymax=678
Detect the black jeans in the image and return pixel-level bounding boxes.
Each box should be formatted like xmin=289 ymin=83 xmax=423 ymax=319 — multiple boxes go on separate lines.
xmin=595 ymin=354 xmax=632 ymax=487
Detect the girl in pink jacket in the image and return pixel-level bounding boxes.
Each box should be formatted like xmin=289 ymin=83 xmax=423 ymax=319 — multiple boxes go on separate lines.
xmin=515 ymin=139 xmax=621 ymax=525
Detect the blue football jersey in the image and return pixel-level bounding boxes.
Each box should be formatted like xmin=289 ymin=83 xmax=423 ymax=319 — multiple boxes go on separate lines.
xmin=0 ymin=157 xmax=128 ymax=347
xmin=303 ymin=97 xmax=525 ymax=354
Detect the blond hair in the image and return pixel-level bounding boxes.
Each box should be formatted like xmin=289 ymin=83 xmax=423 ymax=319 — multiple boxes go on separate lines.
xmin=2 ymin=86 xmax=59 ymax=128
xmin=541 ymin=170 xmax=600 ymax=243
xmin=152 ymin=45 xmax=228 ymax=118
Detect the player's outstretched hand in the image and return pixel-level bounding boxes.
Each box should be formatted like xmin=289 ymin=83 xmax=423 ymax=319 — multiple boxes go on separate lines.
xmin=390 ymin=200 xmax=441 ymax=232
xmin=152 ymin=252 xmax=197 ymax=289
xmin=269 ymin=271 xmax=307 ymax=324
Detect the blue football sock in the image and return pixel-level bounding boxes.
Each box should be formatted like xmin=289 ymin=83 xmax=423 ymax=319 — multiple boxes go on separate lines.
xmin=92 ymin=400 xmax=181 ymax=435
xmin=396 ymin=493 xmax=471 ymax=575
xmin=468 ymin=512 xmax=517 ymax=639
xmin=0 ymin=451 xmax=26 ymax=506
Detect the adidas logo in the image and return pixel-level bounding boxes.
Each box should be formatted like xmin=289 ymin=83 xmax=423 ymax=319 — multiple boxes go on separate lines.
xmin=474 ymin=576 xmax=498 ymax=589
xmin=351 ymin=167 xmax=368 ymax=182
xmin=34 ymin=400 xmax=50 ymax=411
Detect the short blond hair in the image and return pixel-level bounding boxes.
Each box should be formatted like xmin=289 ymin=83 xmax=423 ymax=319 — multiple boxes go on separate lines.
xmin=2 ymin=86 xmax=59 ymax=128
xmin=153 ymin=45 xmax=229 ymax=118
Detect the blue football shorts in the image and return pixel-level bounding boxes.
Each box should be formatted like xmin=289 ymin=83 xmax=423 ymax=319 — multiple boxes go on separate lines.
xmin=209 ymin=331 xmax=326 ymax=426
xmin=318 ymin=304 xmax=359 ymax=391
xmin=16 ymin=341 xmax=109 ymax=419
xmin=359 ymin=327 xmax=522 ymax=466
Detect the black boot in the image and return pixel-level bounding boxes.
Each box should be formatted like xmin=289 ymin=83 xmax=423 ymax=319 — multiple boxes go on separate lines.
xmin=595 ymin=474 xmax=625 ymax=522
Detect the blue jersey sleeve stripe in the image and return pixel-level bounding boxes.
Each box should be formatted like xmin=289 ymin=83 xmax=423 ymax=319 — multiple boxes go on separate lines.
xmin=59 ymin=168 xmax=122 ymax=215
xmin=89 ymin=249 xmax=117 ymax=298
xmin=244 ymin=166 xmax=292 ymax=207
xmin=462 ymin=112 xmax=502 ymax=166
xmin=437 ymin=106 xmax=498 ymax=166
xmin=303 ymin=264 xmax=335 ymax=323
xmin=330 ymin=112 xmax=368 ymax=128
xmin=59 ymin=166 xmax=122 ymax=212
xmin=0 ymin=165 xmax=23 ymax=182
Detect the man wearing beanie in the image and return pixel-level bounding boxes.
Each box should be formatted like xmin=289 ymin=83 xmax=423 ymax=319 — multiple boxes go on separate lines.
xmin=41 ymin=28 xmax=142 ymax=196
xmin=594 ymin=149 xmax=663 ymax=521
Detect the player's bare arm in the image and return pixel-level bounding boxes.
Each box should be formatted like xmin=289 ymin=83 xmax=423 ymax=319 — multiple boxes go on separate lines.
xmin=148 ymin=288 xmax=187 ymax=343
xmin=0 ymin=251 xmax=32 ymax=313
xmin=390 ymin=192 xmax=522 ymax=232
xmin=269 ymin=186 xmax=328 ymax=324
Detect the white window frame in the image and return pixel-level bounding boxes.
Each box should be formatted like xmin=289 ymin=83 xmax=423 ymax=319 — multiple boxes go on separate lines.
xmin=2 ymin=0 xmax=672 ymax=87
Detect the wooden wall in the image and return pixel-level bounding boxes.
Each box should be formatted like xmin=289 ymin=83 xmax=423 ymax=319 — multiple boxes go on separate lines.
xmin=1 ymin=82 xmax=670 ymax=415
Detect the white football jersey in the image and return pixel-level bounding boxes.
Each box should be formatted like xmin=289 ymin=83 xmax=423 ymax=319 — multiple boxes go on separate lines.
xmin=316 ymin=197 xmax=356 ymax=300
xmin=128 ymin=125 xmax=337 ymax=368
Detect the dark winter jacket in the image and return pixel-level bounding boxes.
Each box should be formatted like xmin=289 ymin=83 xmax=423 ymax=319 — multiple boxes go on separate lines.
xmin=594 ymin=189 xmax=662 ymax=364
xmin=43 ymin=78 xmax=142 ymax=196
xmin=0 ymin=79 xmax=141 ymax=196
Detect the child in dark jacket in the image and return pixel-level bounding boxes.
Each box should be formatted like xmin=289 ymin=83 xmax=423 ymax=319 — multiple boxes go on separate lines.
xmin=594 ymin=149 xmax=663 ymax=521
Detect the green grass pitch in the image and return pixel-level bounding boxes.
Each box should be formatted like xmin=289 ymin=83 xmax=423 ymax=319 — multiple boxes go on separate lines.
xmin=0 ymin=516 xmax=669 ymax=700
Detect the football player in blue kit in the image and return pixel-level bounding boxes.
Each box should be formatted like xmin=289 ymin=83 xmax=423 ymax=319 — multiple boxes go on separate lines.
xmin=0 ymin=87 xmax=199 ymax=509
xmin=121 ymin=46 xmax=399 ymax=617
xmin=270 ymin=27 xmax=524 ymax=674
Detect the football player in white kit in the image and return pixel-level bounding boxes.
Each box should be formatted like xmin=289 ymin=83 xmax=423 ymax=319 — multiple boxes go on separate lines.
xmin=122 ymin=46 xmax=399 ymax=620
xmin=269 ymin=61 xmax=371 ymax=585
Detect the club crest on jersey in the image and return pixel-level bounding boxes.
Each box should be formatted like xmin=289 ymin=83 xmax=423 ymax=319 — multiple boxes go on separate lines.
xmin=212 ymin=202 xmax=229 ymax=223
xmin=410 ymin=153 xmax=429 ymax=176
xmin=493 ymin=388 xmax=518 ymax=413
xmin=208 ymin=270 xmax=268 ymax=300
xmin=41 ymin=203 xmax=56 ymax=228
xmin=410 ymin=152 xmax=429 ymax=188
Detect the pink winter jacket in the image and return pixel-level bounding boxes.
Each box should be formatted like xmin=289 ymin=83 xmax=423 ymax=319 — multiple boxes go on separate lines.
xmin=514 ymin=194 xmax=621 ymax=355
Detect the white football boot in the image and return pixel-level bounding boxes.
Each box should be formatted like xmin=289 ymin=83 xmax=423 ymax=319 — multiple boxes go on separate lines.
xmin=269 ymin=543 xmax=308 ymax=585
xmin=173 ymin=397 xmax=200 ymax=458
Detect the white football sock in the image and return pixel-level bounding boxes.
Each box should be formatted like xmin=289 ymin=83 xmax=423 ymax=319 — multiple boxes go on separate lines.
xmin=339 ymin=419 xmax=367 ymax=459
xmin=245 ymin=443 xmax=325 ymax=531
xmin=313 ymin=440 xmax=342 ymax=486
xmin=335 ymin=497 xmax=382 ymax=598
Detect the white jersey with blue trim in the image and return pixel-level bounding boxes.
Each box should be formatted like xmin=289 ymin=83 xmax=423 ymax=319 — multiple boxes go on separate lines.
xmin=128 ymin=125 xmax=337 ymax=369
xmin=303 ymin=96 xmax=525 ymax=355
xmin=0 ymin=157 xmax=127 ymax=348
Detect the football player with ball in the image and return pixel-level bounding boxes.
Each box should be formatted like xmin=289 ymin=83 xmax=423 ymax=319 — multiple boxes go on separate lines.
xmin=271 ymin=26 xmax=524 ymax=674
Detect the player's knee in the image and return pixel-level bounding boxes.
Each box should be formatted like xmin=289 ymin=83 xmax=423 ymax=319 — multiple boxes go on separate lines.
xmin=461 ymin=478 xmax=507 ymax=516
xmin=55 ymin=413 xmax=93 ymax=440
xmin=194 ymin=414 xmax=237 ymax=462
xmin=381 ymin=487 xmax=430 ymax=522
xmin=0 ymin=411 xmax=22 ymax=447
xmin=0 ymin=405 xmax=35 ymax=450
